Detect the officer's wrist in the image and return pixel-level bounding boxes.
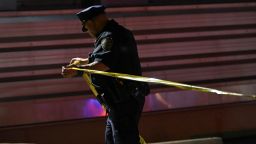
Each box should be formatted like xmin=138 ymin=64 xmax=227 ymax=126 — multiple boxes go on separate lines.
xmin=78 ymin=64 xmax=91 ymax=69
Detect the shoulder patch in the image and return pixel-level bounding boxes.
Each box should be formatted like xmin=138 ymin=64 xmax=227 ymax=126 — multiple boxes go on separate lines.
xmin=101 ymin=37 xmax=113 ymax=51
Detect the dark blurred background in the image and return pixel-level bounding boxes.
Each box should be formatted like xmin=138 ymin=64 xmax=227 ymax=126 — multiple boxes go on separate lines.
xmin=0 ymin=0 xmax=255 ymax=10
xmin=0 ymin=0 xmax=256 ymax=144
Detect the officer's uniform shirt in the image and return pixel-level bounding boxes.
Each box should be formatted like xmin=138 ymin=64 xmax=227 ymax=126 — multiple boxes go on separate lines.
xmin=88 ymin=20 xmax=142 ymax=103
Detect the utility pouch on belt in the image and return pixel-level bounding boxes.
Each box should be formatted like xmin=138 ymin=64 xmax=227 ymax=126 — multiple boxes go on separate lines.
xmin=138 ymin=82 xmax=150 ymax=97
xmin=126 ymin=81 xmax=150 ymax=98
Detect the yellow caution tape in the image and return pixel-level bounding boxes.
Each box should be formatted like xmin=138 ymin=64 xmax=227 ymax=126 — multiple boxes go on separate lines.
xmin=82 ymin=73 xmax=99 ymax=96
xmin=69 ymin=66 xmax=254 ymax=144
xmin=140 ymin=135 xmax=147 ymax=144
xmin=70 ymin=67 xmax=256 ymax=99
xmin=82 ymin=73 xmax=107 ymax=109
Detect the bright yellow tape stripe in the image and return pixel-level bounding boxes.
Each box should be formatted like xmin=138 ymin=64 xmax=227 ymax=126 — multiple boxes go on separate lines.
xmin=82 ymin=73 xmax=107 ymax=109
xmin=71 ymin=67 xmax=256 ymax=99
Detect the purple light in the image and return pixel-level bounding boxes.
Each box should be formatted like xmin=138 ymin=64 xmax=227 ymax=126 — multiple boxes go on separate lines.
xmin=83 ymin=98 xmax=105 ymax=117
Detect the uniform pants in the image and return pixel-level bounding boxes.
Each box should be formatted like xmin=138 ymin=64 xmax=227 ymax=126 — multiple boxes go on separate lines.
xmin=105 ymin=96 xmax=145 ymax=144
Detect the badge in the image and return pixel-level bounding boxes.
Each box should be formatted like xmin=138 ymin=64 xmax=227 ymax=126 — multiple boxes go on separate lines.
xmin=101 ymin=37 xmax=113 ymax=51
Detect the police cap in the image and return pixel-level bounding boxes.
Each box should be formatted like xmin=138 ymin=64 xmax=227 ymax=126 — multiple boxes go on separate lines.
xmin=76 ymin=5 xmax=106 ymax=22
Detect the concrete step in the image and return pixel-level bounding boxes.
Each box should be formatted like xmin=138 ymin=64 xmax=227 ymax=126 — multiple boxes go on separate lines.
xmin=150 ymin=137 xmax=223 ymax=144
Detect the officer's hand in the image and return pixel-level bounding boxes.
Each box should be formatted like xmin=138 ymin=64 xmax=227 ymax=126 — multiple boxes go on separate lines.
xmin=70 ymin=57 xmax=87 ymax=66
xmin=61 ymin=66 xmax=78 ymax=78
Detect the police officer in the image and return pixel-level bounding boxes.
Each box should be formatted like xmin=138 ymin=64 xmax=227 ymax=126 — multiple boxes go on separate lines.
xmin=62 ymin=5 xmax=149 ymax=144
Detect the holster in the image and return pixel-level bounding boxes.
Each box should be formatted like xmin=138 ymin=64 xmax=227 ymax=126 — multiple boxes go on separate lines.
xmin=104 ymin=79 xmax=131 ymax=104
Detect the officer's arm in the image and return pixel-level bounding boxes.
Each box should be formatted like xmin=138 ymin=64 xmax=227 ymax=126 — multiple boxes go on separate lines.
xmin=70 ymin=57 xmax=89 ymax=66
xmin=79 ymin=61 xmax=110 ymax=71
